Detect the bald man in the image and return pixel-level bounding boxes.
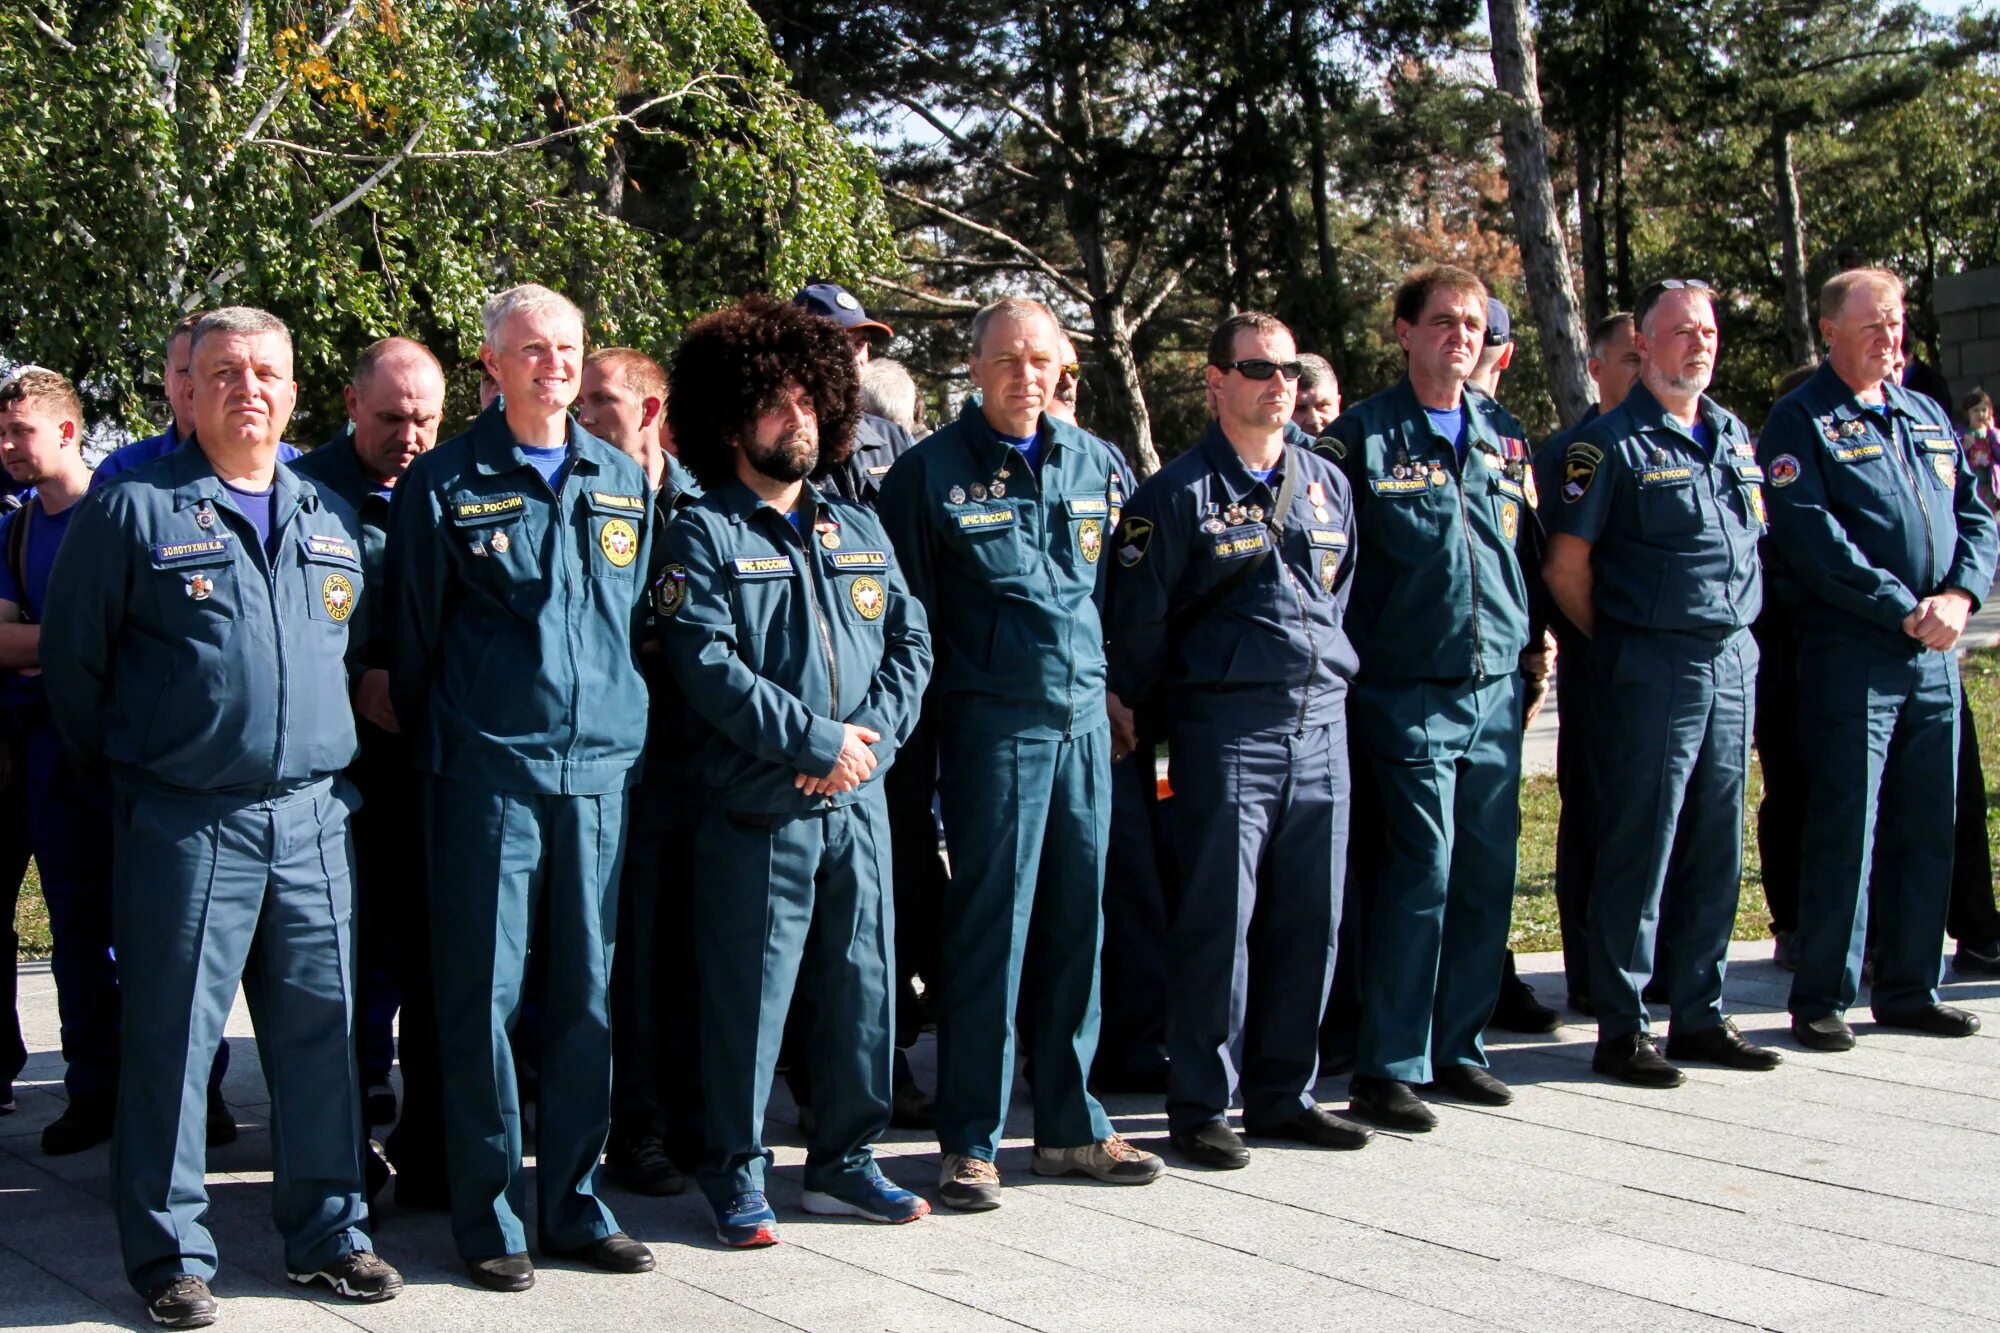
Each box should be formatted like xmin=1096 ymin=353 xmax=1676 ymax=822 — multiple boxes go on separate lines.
xmin=293 ymin=337 xmax=450 ymax=1207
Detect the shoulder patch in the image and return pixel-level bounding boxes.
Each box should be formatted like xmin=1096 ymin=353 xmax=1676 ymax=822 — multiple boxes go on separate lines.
xmin=1313 ymin=434 xmax=1346 ymax=461
xmin=1115 ymin=516 xmax=1153 ymax=567
xmin=1562 ymin=441 xmax=1602 ymax=503
xmin=654 ymin=563 xmax=687 ymax=617
xmin=1767 ymin=454 xmax=1801 ymax=487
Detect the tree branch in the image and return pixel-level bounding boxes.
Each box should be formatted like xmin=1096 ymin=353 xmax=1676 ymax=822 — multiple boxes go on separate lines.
xmin=192 ymin=118 xmax=430 ymax=306
xmin=221 ymin=0 xmax=365 ymax=173
xmin=867 ymin=278 xmax=984 ymax=312
xmin=885 ymin=187 xmax=1093 ymax=304
xmin=32 ymin=15 xmax=76 ymax=52
xmin=230 ymin=0 xmax=253 ymax=86
xmin=890 ymin=96 xmax=1039 ymax=185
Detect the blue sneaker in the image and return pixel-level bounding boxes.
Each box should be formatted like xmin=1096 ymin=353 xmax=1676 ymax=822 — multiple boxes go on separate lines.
xmin=802 ymin=1169 xmax=932 ymax=1224
xmin=713 ymin=1191 xmax=780 ymax=1248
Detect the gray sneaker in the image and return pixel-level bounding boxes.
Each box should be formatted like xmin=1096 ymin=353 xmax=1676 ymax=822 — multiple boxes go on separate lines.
xmin=938 ymin=1152 xmax=1002 ymax=1211
xmin=288 ymin=1250 xmax=403 ymax=1302
xmin=1031 ymin=1133 xmax=1164 ymax=1184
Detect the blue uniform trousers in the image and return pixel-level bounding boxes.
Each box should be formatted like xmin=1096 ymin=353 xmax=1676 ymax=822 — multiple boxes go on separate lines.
xmin=1550 ymin=631 xmax=1597 ymax=1001
xmin=1586 ymin=627 xmax=1757 ymax=1038
xmin=934 ymin=724 xmax=1114 ymax=1159
xmin=110 ymin=777 xmax=368 ymax=1293
xmin=425 ymin=776 xmax=624 ymax=1259
xmin=1165 ymin=716 xmax=1346 ymax=1133
xmin=0 ymin=728 xmax=31 ymax=1091
xmin=694 ymin=794 xmax=894 ymax=1203
xmin=1096 ymin=732 xmax=1175 ymax=1086
xmin=1789 ymin=639 xmax=1959 ymax=1020
xmin=610 ymin=782 xmax=705 ymax=1161
xmin=1351 ymin=675 xmax=1521 ymax=1084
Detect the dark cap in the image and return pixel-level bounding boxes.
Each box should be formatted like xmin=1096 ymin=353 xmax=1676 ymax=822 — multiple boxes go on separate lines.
xmin=1485 ymin=297 xmax=1512 ymax=347
xmin=793 ymin=283 xmax=894 ymax=340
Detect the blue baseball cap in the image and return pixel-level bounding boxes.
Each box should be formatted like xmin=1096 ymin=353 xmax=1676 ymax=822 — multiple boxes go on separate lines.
xmin=1485 ymin=297 xmax=1512 ymax=347
xmin=793 ymin=283 xmax=894 ymax=340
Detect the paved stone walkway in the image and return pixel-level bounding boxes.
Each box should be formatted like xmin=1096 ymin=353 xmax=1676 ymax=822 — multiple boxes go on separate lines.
xmin=5 ymin=942 xmax=1998 ymax=1330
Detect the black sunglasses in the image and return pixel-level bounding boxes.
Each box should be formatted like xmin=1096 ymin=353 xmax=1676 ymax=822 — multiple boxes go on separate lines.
xmin=1216 ymin=358 xmax=1305 ymax=382
xmin=1635 ymin=278 xmax=1713 ymax=326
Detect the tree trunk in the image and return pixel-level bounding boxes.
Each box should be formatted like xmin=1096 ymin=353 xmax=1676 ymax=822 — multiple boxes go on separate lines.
xmin=1576 ymin=129 xmax=1608 ymax=327
xmin=1611 ymin=97 xmax=1630 ymax=312
xmin=1487 ymin=0 xmax=1595 ymax=427
xmin=1770 ymin=126 xmax=1816 ymax=368
xmin=1092 ymin=299 xmax=1161 ymax=477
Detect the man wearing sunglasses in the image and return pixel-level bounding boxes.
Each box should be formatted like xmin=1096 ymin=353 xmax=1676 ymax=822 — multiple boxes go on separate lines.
xmin=1543 ymin=279 xmax=1781 ymax=1086
xmin=1312 ymin=265 xmax=1534 ymax=1133
xmin=1107 ymin=313 xmax=1370 ymax=1169
xmin=1757 ymin=267 xmax=1996 ymax=1052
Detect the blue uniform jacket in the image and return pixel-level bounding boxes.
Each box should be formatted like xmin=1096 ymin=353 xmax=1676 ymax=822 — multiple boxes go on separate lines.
xmin=876 ymin=401 xmax=1125 ymax=739
xmin=1106 ymin=425 xmax=1358 ymax=733
xmin=1548 ymin=381 xmax=1764 ymax=634
xmin=1314 ymin=377 xmax=1533 ymax=681
xmin=386 ymin=404 xmax=653 ymax=796
xmin=655 ymin=479 xmax=931 ymax=815
xmin=1758 ymin=362 xmax=1997 ymax=653
xmin=828 ymin=412 xmax=918 ymax=509
xmin=41 ymin=442 xmax=362 ymax=794
xmin=291 ymin=430 xmax=392 ymax=678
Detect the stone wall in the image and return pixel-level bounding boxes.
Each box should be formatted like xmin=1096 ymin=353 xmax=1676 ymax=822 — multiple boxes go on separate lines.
xmin=1938 ymin=266 xmax=2000 ymax=418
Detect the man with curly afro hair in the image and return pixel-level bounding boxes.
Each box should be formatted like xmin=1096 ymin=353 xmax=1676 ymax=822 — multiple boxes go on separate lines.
xmin=656 ymin=296 xmax=934 ymax=1247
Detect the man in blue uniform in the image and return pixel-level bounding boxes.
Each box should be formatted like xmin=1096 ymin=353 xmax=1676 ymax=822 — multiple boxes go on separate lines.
xmin=577 ymin=345 xmax=704 ymax=1196
xmin=1758 ymin=268 xmax=1998 ymax=1051
xmin=1107 ymin=313 xmax=1372 ymax=1169
xmin=93 ymin=312 xmax=300 ymax=489
xmin=791 ymin=282 xmax=939 ymax=1127
xmin=1544 ymin=280 xmax=1783 ymax=1085
xmin=1313 ymin=266 xmax=1533 ymax=1133
xmin=43 ymin=307 xmax=401 ymax=1327
xmin=878 ymin=296 xmax=1165 ymax=1210
xmin=293 ymin=337 xmax=448 ymax=1206
xmin=658 ymin=297 xmax=933 ymax=1246
xmin=1533 ymin=313 xmax=1641 ymax=1015
xmin=388 ymin=284 xmax=655 ymax=1290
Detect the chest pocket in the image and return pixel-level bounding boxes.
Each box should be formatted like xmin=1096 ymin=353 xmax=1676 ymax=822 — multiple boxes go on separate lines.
xmin=298 ymin=533 xmax=362 ymax=626
xmin=1916 ymin=435 xmax=1962 ymax=495
xmin=1364 ymin=462 xmax=1443 ymax=541
xmin=1633 ymin=463 xmax=1702 ymax=539
xmin=1209 ymin=524 xmax=1270 ymax=562
xmin=825 ymin=548 xmax=891 ymax=628
xmin=727 ymin=553 xmax=797 ymax=660
xmin=1064 ymin=496 xmax=1110 ymax=566
xmin=448 ymin=493 xmax=536 ymax=586
xmin=942 ymin=501 xmax=1027 ymax=580
xmin=1302 ymin=527 xmax=1348 ymax=596
xmin=1722 ymin=460 xmax=1767 ymax=529
xmin=149 ymin=537 xmax=241 ymax=646
xmin=585 ymin=491 xmax=647 ymax=579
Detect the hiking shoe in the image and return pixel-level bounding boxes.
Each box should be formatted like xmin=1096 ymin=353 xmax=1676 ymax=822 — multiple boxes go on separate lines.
xmin=288 ymin=1250 xmax=403 ymax=1302
xmin=713 ymin=1191 xmax=779 ymax=1248
xmin=1031 ymin=1134 xmax=1164 ymax=1184
xmin=938 ymin=1153 xmax=1002 ymax=1211
xmin=803 ymin=1168 xmax=931 ymax=1223
xmin=144 ymin=1274 xmax=217 ymax=1327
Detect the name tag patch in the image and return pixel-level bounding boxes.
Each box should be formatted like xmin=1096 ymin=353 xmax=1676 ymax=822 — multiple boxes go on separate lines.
xmin=1638 ymin=466 xmax=1694 ymax=486
xmin=152 ymin=537 xmax=230 ymax=565
xmin=1066 ymin=497 xmax=1110 ymax=517
xmin=1832 ymin=443 xmax=1884 ymax=463
xmin=1306 ymin=528 xmax=1346 ymax=548
xmin=452 ymin=495 xmax=526 ymax=521
xmin=1371 ymin=477 xmax=1430 ymax=496
xmin=829 ymin=549 xmax=890 ymax=570
xmin=956 ymin=508 xmax=1016 ymax=531
xmin=1214 ymin=532 xmax=1268 ymax=557
xmin=589 ymin=491 xmax=646 ymax=513
xmin=731 ymin=556 xmax=792 ymax=577
xmin=303 ymin=533 xmax=359 ymax=563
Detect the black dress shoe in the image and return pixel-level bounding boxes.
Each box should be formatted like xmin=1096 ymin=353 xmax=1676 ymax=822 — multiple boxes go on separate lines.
xmin=1592 ymin=1032 xmax=1685 ymax=1087
xmin=605 ymin=1132 xmax=687 ymax=1196
xmin=1954 ymin=937 xmax=2000 ymax=977
xmin=1489 ymin=979 xmax=1561 ymax=1034
xmin=1791 ymin=1014 xmax=1856 ymax=1051
xmin=1169 ymin=1119 xmax=1250 ymax=1169
xmin=1348 ymin=1076 xmax=1437 ymax=1132
xmin=466 ymin=1253 xmax=535 ymax=1292
xmin=1429 ymin=1063 xmax=1513 ymax=1106
xmin=1568 ymin=993 xmax=1596 ymax=1018
xmin=1874 ymin=1003 xmax=1982 ymax=1037
xmin=206 ymin=1089 xmax=237 ymax=1148
xmin=144 ymin=1274 xmax=218 ymax=1328
xmin=1666 ymin=1018 xmax=1782 ymax=1070
xmin=545 ymin=1232 xmax=655 ymax=1274
xmin=1248 ymin=1104 xmax=1374 ymax=1149
xmin=41 ymin=1096 xmax=115 ymax=1156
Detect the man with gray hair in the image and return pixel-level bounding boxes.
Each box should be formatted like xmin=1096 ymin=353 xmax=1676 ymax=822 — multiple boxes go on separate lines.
xmin=878 ymin=294 xmax=1164 ymax=1212
xmin=389 ymin=283 xmax=655 ymax=1289
xmin=860 ymin=357 xmax=922 ymax=436
xmin=44 ymin=306 xmax=401 ymax=1325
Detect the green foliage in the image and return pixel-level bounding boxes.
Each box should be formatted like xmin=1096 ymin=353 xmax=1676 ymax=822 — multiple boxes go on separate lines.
xmin=0 ymin=0 xmax=890 ymax=436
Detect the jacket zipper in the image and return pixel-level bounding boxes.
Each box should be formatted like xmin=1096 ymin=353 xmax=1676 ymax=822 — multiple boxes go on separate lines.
xmin=1283 ymin=550 xmax=1320 ymax=737
xmin=1451 ymin=444 xmax=1489 ymax=680
xmin=1885 ymin=412 xmax=1937 ymax=593
xmin=800 ymin=502 xmax=842 ymax=721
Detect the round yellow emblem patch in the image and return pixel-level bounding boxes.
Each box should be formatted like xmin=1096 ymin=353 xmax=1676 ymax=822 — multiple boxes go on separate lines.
xmin=600 ymin=517 xmax=639 ymax=568
xmin=1934 ymin=454 xmax=1958 ymax=489
xmin=321 ymin=572 xmax=355 ymax=623
xmin=1501 ymin=499 xmax=1519 ymax=542
xmin=1318 ymin=549 xmax=1340 ymax=594
xmin=851 ymin=574 xmax=886 ymax=621
xmin=1079 ymin=518 xmax=1103 ymax=563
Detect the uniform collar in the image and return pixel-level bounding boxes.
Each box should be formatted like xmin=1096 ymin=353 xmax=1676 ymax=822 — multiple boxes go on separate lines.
xmin=1198 ymin=422 xmax=1286 ymax=501
xmin=1811 ymin=360 xmax=1903 ymax=423
xmin=713 ymin=475 xmax=834 ymax=527
xmin=958 ymin=399 xmax=1059 ymax=469
xmin=1391 ymin=377 xmax=1504 ymax=459
xmin=1615 ymin=381 xmax=1734 ymax=453
xmin=169 ymin=435 xmax=314 ymax=517
xmin=468 ymin=400 xmax=608 ymax=479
